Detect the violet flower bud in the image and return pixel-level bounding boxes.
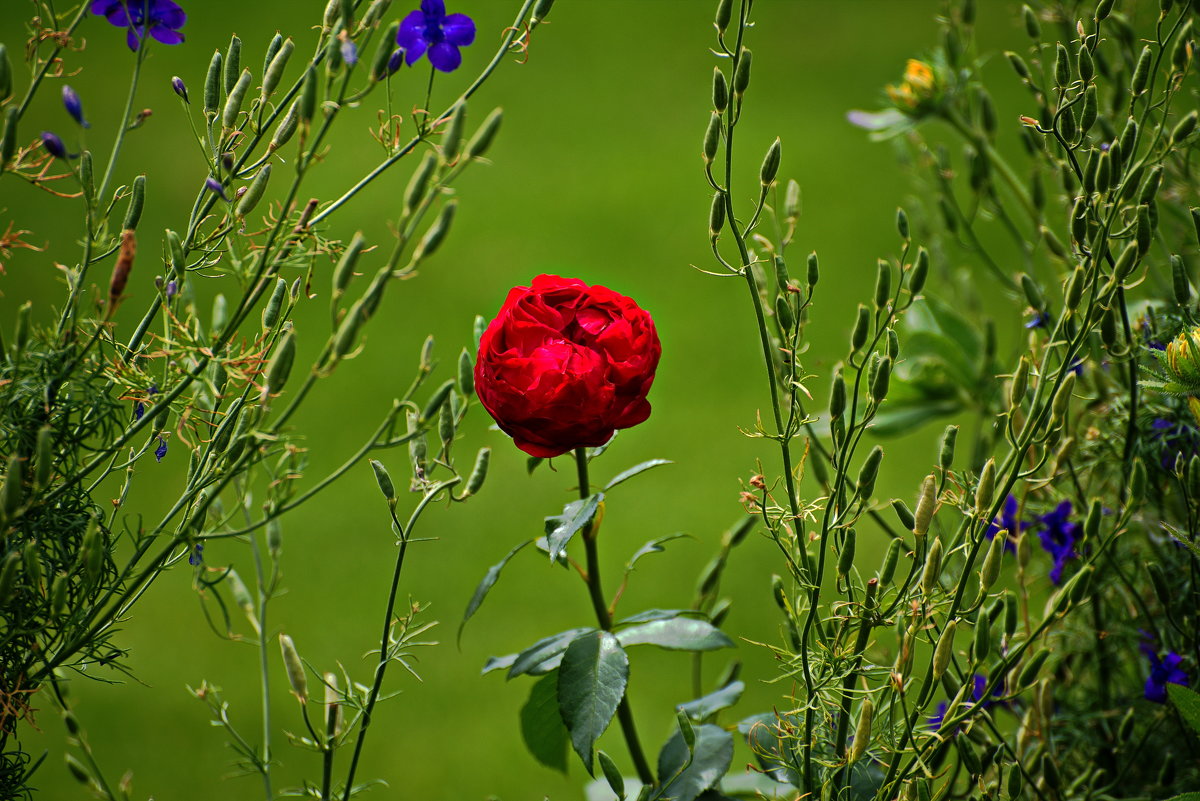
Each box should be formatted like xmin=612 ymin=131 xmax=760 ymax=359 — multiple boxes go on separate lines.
xmin=171 ymin=76 xmax=189 ymax=103
xmin=341 ymin=39 xmax=358 ymax=67
xmin=387 ymin=48 xmax=405 ymax=75
xmin=205 ymin=176 xmax=229 ymax=200
xmin=62 ymin=85 xmax=89 ymax=128
xmin=40 ymin=131 xmax=68 ymax=159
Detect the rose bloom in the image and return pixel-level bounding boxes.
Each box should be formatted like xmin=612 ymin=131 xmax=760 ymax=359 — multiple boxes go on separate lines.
xmin=475 ymin=274 xmax=661 ymax=458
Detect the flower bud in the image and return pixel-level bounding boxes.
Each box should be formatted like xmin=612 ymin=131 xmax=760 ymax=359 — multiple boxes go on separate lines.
xmin=914 ymin=474 xmax=937 ymax=537
xmin=204 ymin=50 xmax=223 ymax=117
xmin=932 ymin=620 xmax=956 ymax=679
xmin=279 ymin=634 xmax=308 ymax=702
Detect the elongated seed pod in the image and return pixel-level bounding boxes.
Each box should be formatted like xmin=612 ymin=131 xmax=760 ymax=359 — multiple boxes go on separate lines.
xmin=404 ymin=153 xmax=438 ymax=214
xmin=712 ymin=67 xmax=728 ymax=113
xmin=370 ymin=459 xmax=396 ymax=504
xmin=465 ymin=447 xmax=490 ymax=495
xmin=412 ymin=200 xmax=457 ymax=262
xmin=932 ymin=620 xmax=956 ymax=679
xmin=270 ymin=100 xmax=300 ymax=151
xmin=222 ymin=69 xmax=252 ymax=129
xmin=300 ymin=66 xmax=318 ymax=123
xmin=708 ymin=193 xmax=725 ymax=234
xmin=703 ymin=113 xmax=721 ymax=164
xmin=224 ymin=35 xmax=242 ymax=94
xmin=759 ymin=137 xmax=781 ymax=186
xmin=420 ymin=379 xmax=455 ymax=423
xmin=261 ymin=38 xmax=294 ymax=102
xmin=279 ymin=634 xmax=308 ymax=702
xmin=914 ymin=474 xmax=937 ymax=536
xmin=849 ymin=699 xmax=873 ymax=763
xmin=265 ymin=326 xmax=296 ymax=393
xmin=921 ymin=537 xmax=943 ymax=598
xmin=441 ymin=102 xmax=467 ymax=163
xmin=204 ymin=51 xmax=223 ymax=116
xmin=733 ymin=48 xmax=751 ymax=94
xmin=466 ymin=108 xmax=502 ymax=158
xmin=122 ymin=174 xmax=146 ymax=231
xmin=262 ymin=277 xmax=288 ymax=331
xmin=333 ymin=232 xmax=367 ymax=300
xmin=879 ymin=538 xmax=901 ymax=586
xmin=236 ymin=164 xmax=271 ymax=217
xmin=837 ymin=529 xmax=857 ymax=578
xmin=980 ymin=529 xmax=1005 ymax=591
xmin=975 ymin=459 xmax=995 ymax=516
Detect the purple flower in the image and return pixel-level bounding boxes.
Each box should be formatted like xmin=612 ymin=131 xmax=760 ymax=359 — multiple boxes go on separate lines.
xmin=40 ymin=131 xmax=69 ymax=159
xmin=1035 ymin=500 xmax=1080 ymax=585
xmin=188 ymin=542 xmax=204 ymax=565
xmin=171 ymin=75 xmax=189 ymax=103
xmin=205 ymin=176 xmax=229 ymax=200
xmin=387 ymin=48 xmax=405 ymax=75
xmin=91 ymin=0 xmax=187 ymax=52
xmin=927 ymin=674 xmax=1005 ymax=731
xmin=62 ymin=85 xmax=90 ymax=128
xmin=1025 ymin=310 xmax=1050 ymax=329
xmin=396 ymin=0 xmax=476 ymax=73
xmin=166 ymin=280 xmax=178 ymax=297
xmin=135 ymin=402 xmax=145 ymax=421
xmin=155 ymin=436 xmax=168 ymax=462
xmin=341 ymin=39 xmax=358 ymax=67
xmin=1149 ymin=417 xmax=1200 ymax=470
xmin=1140 ymin=640 xmax=1188 ymax=703
xmin=985 ymin=494 xmax=1027 ymax=555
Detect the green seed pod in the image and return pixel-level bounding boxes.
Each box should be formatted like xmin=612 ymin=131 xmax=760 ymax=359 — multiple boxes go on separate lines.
xmin=1171 ymin=110 xmax=1198 ymax=145
xmin=871 ymin=357 xmax=891 ymax=402
xmin=266 ymin=519 xmax=282 ymax=556
xmin=1100 ymin=305 xmax=1117 ymax=348
xmin=332 ymin=232 xmax=366 ymax=301
xmin=222 ymin=68 xmax=252 ymax=130
xmin=300 ymin=66 xmax=318 ymax=123
xmin=1059 ymin=103 xmax=1077 ymax=143
xmin=1054 ymin=43 xmax=1070 ymax=87
xmin=1131 ymin=46 xmax=1152 ymax=95
xmin=33 ymin=425 xmax=53 ymax=490
xmin=1135 ymin=205 xmax=1154 ymax=257
xmin=279 ymin=634 xmax=308 ymax=702
xmin=708 ymin=192 xmax=726 ymax=235
xmin=874 ymin=260 xmax=892 ymax=308
xmin=773 ymin=256 xmax=791 ymax=293
xmin=850 ymin=304 xmax=869 ymax=352
xmin=370 ymin=459 xmax=396 ymax=504
xmin=733 ymin=48 xmax=751 ymax=95
xmin=1022 ymin=5 xmax=1040 ymax=38
xmin=1082 ymin=149 xmax=1099 ymax=195
xmin=413 ymin=200 xmax=457 ymax=264
xmin=1078 ymin=46 xmax=1094 ymax=84
xmin=1065 ymin=266 xmax=1085 ymax=311
xmin=938 ymin=425 xmax=958 ymax=472
xmin=1041 ymin=754 xmax=1060 ymax=790
xmin=879 ymin=537 xmax=901 ymax=586
xmin=1096 ymin=149 xmax=1112 ymax=194
xmin=371 ymin=21 xmax=402 ymax=80
xmin=261 ymin=277 xmax=287 ymax=332
xmin=2 ymin=453 xmax=24 ymax=521
xmin=1006 ymin=51 xmax=1031 ymax=81
xmin=50 ymin=572 xmax=68 ymax=617
xmin=420 ymin=379 xmax=455 ymax=423
xmin=404 ymin=152 xmax=438 ymax=214
xmin=65 ymin=754 xmax=91 ymax=785
xmin=0 ymin=551 xmax=19 ymax=602
xmin=465 ymin=108 xmax=502 ymax=158
xmin=0 ymin=44 xmax=10 ymax=100
xmin=849 ymin=699 xmax=873 ymax=764
xmin=1018 ymin=648 xmax=1051 ymax=688
xmin=1140 ymin=165 xmax=1163 ymax=206
xmin=806 ymin=252 xmax=819 ymax=289
xmin=1113 ymin=240 xmax=1139 ymax=280
xmin=1129 ymin=458 xmax=1146 ymax=501
xmin=464 ymin=446 xmax=490 ymax=496
xmin=759 ymin=137 xmax=781 ymax=186
xmin=980 ymin=528 xmax=1005 ymax=592
xmin=236 ymin=164 xmax=271 ymax=218
xmin=1 ymin=106 xmax=19 ymax=167
xmin=265 ymin=326 xmax=296 ymax=394
xmin=224 ymin=35 xmax=242 ymax=95
xmin=712 ymin=67 xmax=728 ymax=113
xmin=1172 ymin=255 xmax=1191 ymax=304
xmin=921 ymin=537 xmax=943 ymax=597
xmin=457 ymin=349 xmax=474 ymax=396
xmin=261 ymin=37 xmax=294 ymax=101
xmin=1020 ymin=273 xmax=1044 ymax=311
xmin=1011 ymin=356 xmax=1029 ymax=408
xmin=77 ymin=151 xmax=96 ymax=207
xmin=23 ymin=540 xmax=42 ymax=590
xmin=441 ymin=102 xmax=467 ymax=163
xmin=270 ymin=99 xmax=301 ymax=151
xmin=204 ymin=50 xmax=223 ymax=116
xmin=829 ymin=369 xmax=846 ymax=418
xmin=975 ymin=459 xmax=995 ymax=516
xmin=165 ymin=228 xmax=186 ymax=273
xmin=211 ymin=400 xmax=243 ymax=454
xmin=774 ymin=295 xmax=794 ymax=332
xmin=262 ymin=33 xmax=284 ymax=76
xmin=1051 ymin=372 xmax=1076 ymax=424
xmin=914 ymin=474 xmax=937 ymax=537
xmin=837 ymin=529 xmax=857 ymax=579
xmin=702 ymin=112 xmax=721 ymax=164
xmin=858 ymin=446 xmax=884 ymax=499
xmin=932 ymin=620 xmax=956 ymax=679
xmin=122 ymin=174 xmax=146 ymax=231
xmin=891 ymin=499 xmax=915 ymax=532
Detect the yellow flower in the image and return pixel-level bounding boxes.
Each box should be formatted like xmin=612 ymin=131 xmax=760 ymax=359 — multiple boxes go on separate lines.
xmin=887 ymin=59 xmax=941 ymax=114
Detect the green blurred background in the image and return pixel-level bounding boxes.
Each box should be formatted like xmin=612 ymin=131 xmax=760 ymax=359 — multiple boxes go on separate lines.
xmin=1 ymin=1 xmax=1031 ymax=798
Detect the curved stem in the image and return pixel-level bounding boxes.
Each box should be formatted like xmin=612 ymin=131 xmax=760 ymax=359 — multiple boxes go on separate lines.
xmin=574 ymin=448 xmax=656 ymax=788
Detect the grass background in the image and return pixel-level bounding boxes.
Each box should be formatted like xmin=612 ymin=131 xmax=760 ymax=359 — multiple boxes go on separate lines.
xmin=0 ymin=1 xmax=1033 ymax=798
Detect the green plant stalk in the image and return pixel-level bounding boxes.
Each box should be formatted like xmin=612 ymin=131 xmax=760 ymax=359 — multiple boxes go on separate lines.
xmin=574 ymin=447 xmax=656 ymax=788
xmin=250 ymin=533 xmax=275 ymax=800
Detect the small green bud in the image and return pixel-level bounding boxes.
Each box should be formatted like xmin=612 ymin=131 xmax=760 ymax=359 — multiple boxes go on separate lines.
xmin=300 ymin=66 xmax=318 ymax=123
xmin=708 ymin=192 xmax=725 ymax=234
xmin=891 ymin=499 xmax=915 ymax=532
xmin=2 ymin=453 xmax=24 ymax=521
xmin=458 ymin=349 xmax=475 ymax=396
xmin=1018 ymin=648 xmax=1051 ymax=688
xmin=1020 ymin=273 xmax=1044 ymax=311
xmin=703 ymin=113 xmax=721 ymax=164
xmin=1171 ymin=110 xmax=1198 ymax=145
xmin=1054 ymin=43 xmax=1071 ymax=87
xmin=1129 ymin=458 xmax=1146 ymax=501
xmin=871 ymin=356 xmax=891 ymax=403
xmin=1022 ymin=5 xmax=1040 ymax=38
xmin=712 ymin=67 xmax=728 ymax=113
xmin=1172 ymin=255 xmax=1191 ymax=305
xmin=420 ymin=379 xmax=455 ymax=424
xmin=1011 ymin=356 xmax=1029 ymax=408
xmin=464 ymin=447 xmax=490 ymax=496
xmin=829 ymin=369 xmax=846 ymax=418
xmin=65 ymin=754 xmax=92 ymax=785
xmin=413 ymin=200 xmax=457 ymax=263
xmin=0 ymin=551 xmax=21 ymax=603
xmin=1113 ymin=240 xmax=1140 ymax=280
xmin=806 ymin=252 xmax=819 ymax=288
xmin=404 ymin=152 xmax=438 ymax=214
xmin=980 ymin=527 xmax=1005 ymax=592
xmin=714 ymin=0 xmax=733 ymax=33
xmin=263 ymin=33 xmax=284 ymax=76
xmin=265 ymin=325 xmax=296 ymax=394
xmin=0 ymin=44 xmax=10 ymax=101
xmin=874 ymin=260 xmax=891 ymax=309
xmin=1006 ymin=51 xmax=1031 ymax=80
xmin=857 ymin=446 xmax=884 ymax=499
xmin=1078 ymin=45 xmax=1094 ymax=83
xmin=50 ymin=572 xmax=68 ymax=617
xmin=122 ymin=174 xmax=146 ymax=231
xmin=1050 ymin=372 xmax=1076 ymax=424
xmin=332 ymin=232 xmax=367 ymax=302
xmin=22 ymin=541 xmax=42 ymax=590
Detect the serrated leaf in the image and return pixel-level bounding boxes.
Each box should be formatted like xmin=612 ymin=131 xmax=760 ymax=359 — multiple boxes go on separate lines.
xmin=558 ymin=630 xmax=629 ymax=775
xmin=508 ymin=627 xmax=596 ymax=679
xmin=625 ymin=533 xmax=690 ymax=574
xmin=604 ymin=459 xmax=673 ymax=491
xmin=481 ymin=654 xmax=517 ymax=675
xmin=1168 ymin=683 xmax=1200 ymax=736
xmin=459 ymin=539 xmax=532 ymax=644
xmin=520 ymin=672 xmax=569 ymax=773
xmin=616 ymin=618 xmax=734 ymax=652
xmin=545 ymin=493 xmax=603 ymax=562
xmin=657 ymin=723 xmax=734 ymax=801
xmin=678 ymin=681 xmax=745 ymax=721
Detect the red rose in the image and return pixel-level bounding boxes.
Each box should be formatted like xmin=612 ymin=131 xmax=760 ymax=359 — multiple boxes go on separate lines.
xmin=475 ymin=274 xmax=661 ymax=458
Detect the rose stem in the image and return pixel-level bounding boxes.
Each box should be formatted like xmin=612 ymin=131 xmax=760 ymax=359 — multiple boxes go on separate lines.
xmin=574 ymin=447 xmax=656 ymax=787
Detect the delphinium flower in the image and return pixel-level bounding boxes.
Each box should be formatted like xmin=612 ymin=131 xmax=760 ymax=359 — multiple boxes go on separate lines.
xmin=171 ymin=76 xmax=188 ymax=103
xmin=62 ymin=85 xmax=89 ymax=128
xmin=188 ymin=542 xmax=204 ymax=565
xmin=340 ymin=39 xmax=358 ymax=67
xmin=927 ymin=674 xmax=1005 ymax=731
xmin=1035 ymin=500 xmax=1080 ymax=584
xmin=91 ymin=0 xmax=187 ymax=52
xmin=205 ymin=176 xmax=229 ymax=201
xmin=155 ymin=436 xmax=168 ymax=462
xmin=1025 ymin=310 xmax=1050 ymax=329
xmin=397 ymin=0 xmax=476 ymax=73
xmin=1139 ymin=638 xmax=1189 ymax=703
xmin=40 ymin=132 xmax=69 ymax=159
xmin=985 ymin=494 xmax=1026 ymax=555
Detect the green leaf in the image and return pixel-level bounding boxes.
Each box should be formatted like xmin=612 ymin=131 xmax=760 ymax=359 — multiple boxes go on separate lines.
xmin=508 ymin=627 xmax=597 ymax=679
xmin=1162 ymin=794 xmax=1200 ymax=801
xmin=625 ymin=533 xmax=690 ymax=574
xmin=678 ymin=681 xmax=745 ymax=721
xmin=869 ymin=398 xmax=963 ymax=437
xmin=527 ymin=456 xmax=545 ymax=475
xmin=520 ymin=672 xmax=569 ymax=773
xmin=459 ymin=539 xmax=532 ymax=644
xmin=558 ymin=630 xmax=629 ymax=774
xmin=1168 ymin=683 xmax=1200 ymax=736
xmin=616 ymin=608 xmax=702 ymax=626
xmin=616 ymin=618 xmax=734 ymax=652
xmin=597 ymin=750 xmax=626 ymax=800
xmin=482 ymin=654 xmax=517 ymax=675
xmin=657 ymin=723 xmax=734 ymax=801
xmin=604 ymin=459 xmax=673 ymax=491
xmin=545 ymin=493 xmax=603 ymax=562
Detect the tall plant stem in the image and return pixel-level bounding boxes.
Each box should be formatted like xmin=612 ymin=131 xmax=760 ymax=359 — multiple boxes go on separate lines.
xmin=574 ymin=448 xmax=656 ymax=788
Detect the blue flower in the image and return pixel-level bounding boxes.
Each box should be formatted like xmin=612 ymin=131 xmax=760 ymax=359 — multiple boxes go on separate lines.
xmin=1025 ymin=310 xmax=1050 ymax=329
xmin=62 ymin=85 xmax=89 ymax=128
xmin=396 ymin=0 xmax=476 ymax=73
xmin=134 ymin=401 xmax=145 ymax=421
xmin=205 ymin=176 xmax=229 ymax=200
xmin=1035 ymin=500 xmax=1080 ymax=585
xmin=1149 ymin=417 xmax=1200 ymax=470
xmin=155 ymin=436 xmax=168 ymax=462
xmin=1140 ymin=641 xmax=1188 ymax=703
xmin=387 ymin=48 xmax=405 ymax=75
xmin=985 ymin=494 xmax=1027 ymax=555
xmin=188 ymin=542 xmax=204 ymax=565
xmin=340 ymin=39 xmax=359 ymax=67
xmin=91 ymin=0 xmax=187 ymax=52
xmin=171 ymin=75 xmax=189 ymax=103
xmin=927 ymin=674 xmax=1005 ymax=731
xmin=40 ymin=131 xmax=69 ymax=159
